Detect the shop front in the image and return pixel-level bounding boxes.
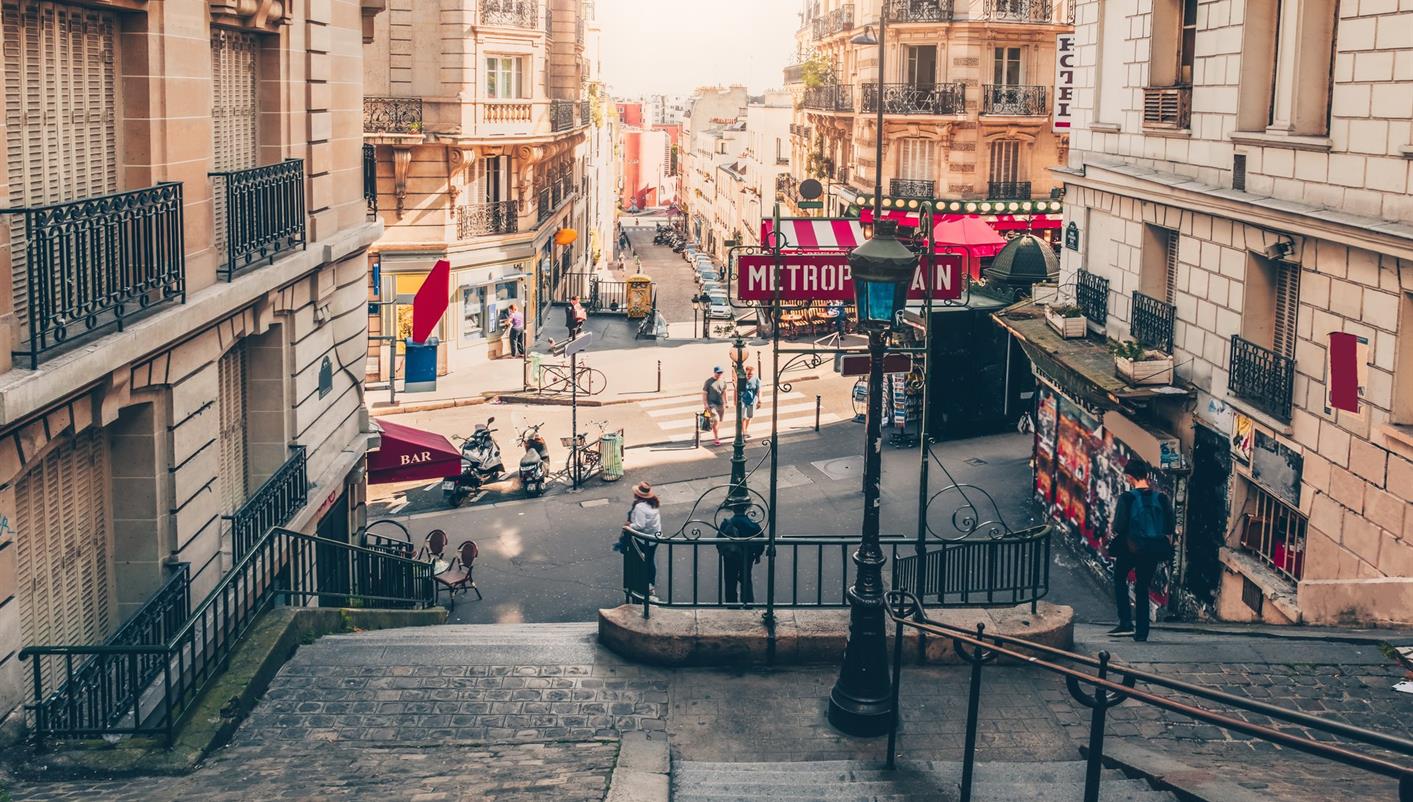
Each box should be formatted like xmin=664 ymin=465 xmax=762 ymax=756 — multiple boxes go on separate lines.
xmin=449 ymin=263 xmax=528 ymax=371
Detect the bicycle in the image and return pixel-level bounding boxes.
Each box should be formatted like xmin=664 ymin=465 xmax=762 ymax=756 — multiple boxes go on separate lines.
xmin=535 ymin=360 xmax=607 ymax=396
xmin=561 ymin=420 xmax=610 ymax=484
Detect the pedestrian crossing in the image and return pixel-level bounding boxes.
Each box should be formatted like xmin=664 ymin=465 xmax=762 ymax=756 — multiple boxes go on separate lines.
xmin=636 ymin=389 xmax=843 ymax=443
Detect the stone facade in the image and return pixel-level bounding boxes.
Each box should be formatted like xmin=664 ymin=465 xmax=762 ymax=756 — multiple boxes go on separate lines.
xmin=0 ymin=0 xmax=381 ymax=722
xmin=1059 ymin=0 xmax=1413 ymax=625
xmin=680 ymin=87 xmax=749 ymax=262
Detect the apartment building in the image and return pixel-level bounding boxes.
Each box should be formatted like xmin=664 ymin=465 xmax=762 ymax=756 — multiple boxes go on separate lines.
xmin=0 ymin=0 xmax=380 ymax=721
xmin=699 ymin=92 xmax=795 ymax=254
xmin=680 ymin=87 xmax=748 ymax=261
xmin=786 ymin=0 xmax=1071 ymax=232
xmin=1006 ymin=0 xmax=1413 ymax=625
xmin=362 ymin=0 xmax=597 ymax=377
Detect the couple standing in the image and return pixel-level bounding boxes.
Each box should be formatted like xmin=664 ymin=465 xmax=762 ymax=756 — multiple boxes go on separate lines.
xmin=701 ymin=366 xmax=760 ymax=447
xmin=616 ymin=481 xmax=763 ymax=605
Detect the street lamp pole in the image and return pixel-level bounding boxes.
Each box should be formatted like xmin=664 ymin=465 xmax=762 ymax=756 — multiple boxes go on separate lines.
xmin=727 ymin=336 xmax=750 ymax=511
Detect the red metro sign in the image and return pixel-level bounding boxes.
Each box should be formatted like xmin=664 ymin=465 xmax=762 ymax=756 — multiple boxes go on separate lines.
xmin=736 ymin=253 xmax=964 ymax=303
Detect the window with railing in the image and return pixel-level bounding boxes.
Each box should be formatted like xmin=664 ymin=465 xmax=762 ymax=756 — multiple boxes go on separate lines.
xmin=208 ymin=159 xmax=307 ymax=279
xmin=1238 ymin=481 xmax=1307 ymax=583
xmin=890 ymin=178 xmax=935 ymax=198
xmin=981 ymin=84 xmax=1048 ymax=115
xmin=363 ymin=96 xmax=424 ymax=134
xmin=1228 ymin=335 xmax=1295 ymax=421
xmin=987 ymin=181 xmax=1032 ymax=199
xmin=550 ymin=98 xmax=576 ymax=131
xmin=983 ymin=0 xmax=1054 ymax=22
xmin=1131 ymin=291 xmax=1176 ymax=353
xmin=457 ymin=200 xmax=519 ymax=239
xmin=1076 ymin=270 xmax=1108 ymax=327
xmin=363 ymin=143 xmax=377 ymax=215
xmin=480 ymin=0 xmax=538 ymax=28
xmin=1143 ymin=86 xmax=1192 ymax=129
xmin=885 ymin=0 xmax=952 ymax=22
xmin=860 ymin=82 xmax=965 ymax=115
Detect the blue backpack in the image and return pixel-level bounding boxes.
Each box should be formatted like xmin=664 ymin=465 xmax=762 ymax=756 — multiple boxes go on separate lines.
xmin=1126 ymin=490 xmax=1169 ymax=542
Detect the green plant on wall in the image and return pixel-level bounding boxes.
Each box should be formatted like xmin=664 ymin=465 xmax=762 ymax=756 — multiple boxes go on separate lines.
xmin=800 ymin=52 xmax=834 ymax=89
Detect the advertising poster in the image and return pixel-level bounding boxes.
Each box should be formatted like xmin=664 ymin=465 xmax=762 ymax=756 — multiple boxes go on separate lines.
xmin=1232 ymin=413 xmax=1254 ymax=463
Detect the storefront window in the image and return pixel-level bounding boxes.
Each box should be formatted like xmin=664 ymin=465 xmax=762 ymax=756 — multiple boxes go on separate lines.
xmin=461 ymin=285 xmax=486 ymax=343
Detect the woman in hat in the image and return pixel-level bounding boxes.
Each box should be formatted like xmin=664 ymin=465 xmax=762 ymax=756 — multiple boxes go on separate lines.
xmin=615 ymin=482 xmax=662 ymax=601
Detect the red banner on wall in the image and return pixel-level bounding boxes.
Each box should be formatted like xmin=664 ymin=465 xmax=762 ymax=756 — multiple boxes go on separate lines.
xmin=736 ymin=253 xmax=964 ymax=302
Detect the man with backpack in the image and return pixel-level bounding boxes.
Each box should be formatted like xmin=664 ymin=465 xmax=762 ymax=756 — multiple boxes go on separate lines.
xmin=1108 ymin=459 xmax=1175 ymax=642
xmin=717 ymin=505 xmax=765 ymax=605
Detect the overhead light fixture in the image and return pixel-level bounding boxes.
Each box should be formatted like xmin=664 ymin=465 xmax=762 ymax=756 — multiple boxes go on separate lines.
xmin=851 ymin=25 xmax=878 ymax=46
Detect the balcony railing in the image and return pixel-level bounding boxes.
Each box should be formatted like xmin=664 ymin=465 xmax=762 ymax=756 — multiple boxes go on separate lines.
xmin=209 ymin=159 xmax=307 ymax=280
xmin=861 ymin=82 xmax=965 ymax=115
xmin=812 ymin=4 xmax=854 ymax=38
xmin=890 ymin=178 xmax=935 ymax=198
xmin=802 ymin=84 xmax=854 ymax=112
xmin=790 ymin=123 xmax=813 ymax=139
xmin=479 ymin=0 xmax=538 ymax=28
xmin=1 ymin=183 xmax=186 ymax=369
xmin=363 ymin=96 xmax=424 ymax=134
xmin=981 ymin=84 xmax=1048 ymax=115
xmin=1143 ymin=86 xmax=1192 ymax=130
xmin=1239 ymin=485 xmax=1307 ymax=583
xmin=363 ymin=143 xmax=377 ymax=215
xmin=987 ymin=180 xmax=1032 ymax=199
xmin=1131 ymin=291 xmax=1176 ymax=353
xmin=777 ymin=173 xmax=799 ymax=197
xmin=1229 ymin=335 xmax=1295 ymax=421
xmin=228 ymin=445 xmax=309 ymax=561
xmin=886 ymin=0 xmax=952 ymax=22
xmin=982 ymin=0 xmax=1054 ymax=22
xmin=457 ymin=200 xmax=519 ymax=239
xmin=550 ymin=99 xmax=576 ymax=132
xmin=580 ymin=99 xmax=592 ymax=126
xmin=1076 ymin=269 xmax=1108 ymax=327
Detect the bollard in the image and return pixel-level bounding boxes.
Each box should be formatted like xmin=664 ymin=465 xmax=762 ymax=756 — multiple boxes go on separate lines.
xmin=657 ymin=360 xmax=662 ymax=393
xmin=815 ymin=395 xmax=822 ymax=432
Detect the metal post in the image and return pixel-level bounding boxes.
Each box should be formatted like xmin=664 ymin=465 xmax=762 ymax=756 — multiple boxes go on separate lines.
xmin=885 ymin=612 xmax=906 ymax=770
xmin=816 ymin=394 xmax=822 ymax=432
xmin=914 ymin=204 xmax=936 ymax=643
xmin=728 ymin=337 xmax=750 ymax=511
xmin=765 ymin=204 xmax=783 ymax=652
xmin=1083 ymin=653 xmax=1113 ymax=802
xmin=571 ymin=351 xmax=580 ymax=489
xmin=960 ymin=624 xmax=987 ymax=802
xmin=657 ymin=360 xmax=662 ymax=393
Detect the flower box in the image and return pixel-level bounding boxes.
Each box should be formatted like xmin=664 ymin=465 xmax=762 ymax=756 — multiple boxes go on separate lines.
xmin=1031 ymin=282 xmax=1060 ymax=306
xmin=1045 ymin=305 xmax=1087 ymax=339
xmin=1116 ymin=354 xmax=1174 ymax=386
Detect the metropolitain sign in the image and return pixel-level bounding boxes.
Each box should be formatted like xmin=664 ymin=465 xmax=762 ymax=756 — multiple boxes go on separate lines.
xmin=736 ymin=253 xmax=964 ymax=302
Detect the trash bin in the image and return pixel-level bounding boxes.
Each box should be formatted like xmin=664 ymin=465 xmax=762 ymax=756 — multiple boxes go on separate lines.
xmin=600 ymin=431 xmax=625 ymax=481
xmin=404 ymin=337 xmax=439 ymax=393
xmin=529 ymin=353 xmax=543 ymax=387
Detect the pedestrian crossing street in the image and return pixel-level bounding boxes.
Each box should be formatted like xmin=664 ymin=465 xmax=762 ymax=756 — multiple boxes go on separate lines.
xmin=637 ymin=388 xmax=843 ymax=443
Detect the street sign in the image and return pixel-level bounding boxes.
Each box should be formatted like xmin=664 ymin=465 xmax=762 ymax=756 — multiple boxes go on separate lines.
xmin=837 ymin=353 xmax=912 ymax=377
xmin=799 ymin=178 xmax=824 ymax=200
xmin=563 ymin=331 xmax=594 ymax=356
xmin=797 ymin=201 xmax=824 ymax=209
xmin=737 ymin=253 xmax=964 ymax=302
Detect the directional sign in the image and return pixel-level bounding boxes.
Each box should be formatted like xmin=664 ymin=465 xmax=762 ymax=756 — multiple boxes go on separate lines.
xmin=563 ymin=331 xmax=594 ymax=356
xmin=737 ymin=253 xmax=964 ymax=303
xmin=837 ymin=353 xmax=912 ymax=377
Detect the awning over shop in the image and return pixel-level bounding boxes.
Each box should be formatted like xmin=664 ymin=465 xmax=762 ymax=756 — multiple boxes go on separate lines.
xmin=368 ymin=419 xmax=462 ymax=484
xmin=760 ymin=217 xmax=866 ymax=250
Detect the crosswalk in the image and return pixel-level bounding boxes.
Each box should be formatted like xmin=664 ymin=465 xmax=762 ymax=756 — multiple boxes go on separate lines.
xmin=638 ymin=389 xmax=843 ymax=443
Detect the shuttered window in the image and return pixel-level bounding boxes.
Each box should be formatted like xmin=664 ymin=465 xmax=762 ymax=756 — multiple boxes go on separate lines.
xmin=217 ymin=343 xmax=249 ymax=513
xmin=15 ymin=428 xmax=111 ymax=677
xmin=988 ymin=139 xmax=1022 ymax=184
xmin=1273 ymin=262 xmax=1300 ymax=358
xmin=211 ymin=29 xmax=259 ymax=259
xmin=3 ymin=1 xmax=118 ymax=329
xmin=898 ymin=138 xmax=934 ymax=181
xmin=1164 ymin=229 xmax=1179 ymax=304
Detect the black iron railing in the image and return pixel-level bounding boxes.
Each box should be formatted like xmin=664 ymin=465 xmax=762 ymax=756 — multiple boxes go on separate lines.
xmin=981 ymin=84 xmax=1048 ymax=115
xmin=1229 ymin=335 xmax=1295 ymax=421
xmin=886 ymin=0 xmax=952 ymax=22
xmin=1131 ymin=291 xmax=1176 ymax=353
xmin=363 ymin=143 xmax=378 ymax=215
xmin=812 ymin=3 xmax=854 ymax=38
xmin=890 ymin=178 xmax=935 ymax=198
xmin=892 ymin=526 xmax=1051 ymax=612
xmin=861 ymin=82 xmax=966 ymax=115
xmin=21 ymin=528 xmax=435 ymax=745
xmin=457 ymin=200 xmax=519 ymax=238
xmin=778 ymin=174 xmax=800 ymax=197
xmin=363 ymin=96 xmax=424 ymax=134
xmin=589 ymin=278 xmax=628 ymax=314
xmin=801 ymin=84 xmax=855 ymax=112
xmin=550 ymin=99 xmax=576 ymax=131
xmin=885 ymin=595 xmax=1413 ymax=801
xmin=581 ymin=98 xmax=592 ymax=126
xmin=209 ymin=159 xmax=307 ymax=280
xmin=987 ymin=180 xmax=1032 ymax=199
xmin=1 ymin=183 xmax=186 ymax=369
xmin=1076 ymin=269 xmax=1108 ymax=327
xmin=982 ymin=0 xmax=1054 ymax=22
xmin=480 ymin=0 xmax=538 ymax=28
xmin=228 ymin=445 xmax=309 ymax=561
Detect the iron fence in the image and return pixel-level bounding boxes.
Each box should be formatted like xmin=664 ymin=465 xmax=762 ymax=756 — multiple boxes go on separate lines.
xmin=1131 ymin=291 xmax=1176 ymax=353
xmin=479 ymin=0 xmax=538 ymax=28
xmin=1 ymin=182 xmax=186 ymax=369
xmin=1076 ymin=269 xmax=1108 ymax=327
xmin=892 ymin=527 xmax=1050 ymax=611
xmin=981 ymin=84 xmax=1048 ymax=116
xmin=551 ymin=99 xmax=575 ymax=131
xmin=1239 ymin=484 xmax=1308 ymax=583
xmin=457 ymin=200 xmax=519 ymax=239
xmin=363 ymin=143 xmax=377 ymax=215
xmin=1229 ymin=335 xmax=1295 ymax=421
xmin=229 ymin=446 xmax=309 ymax=561
xmin=363 ymin=96 xmax=424 ymax=134
xmin=861 ymin=82 xmax=966 ymax=115
xmin=982 ymin=0 xmax=1054 ymax=22
xmin=886 ymin=0 xmax=952 ymax=22
xmin=890 ymin=178 xmax=935 ymax=198
xmin=209 ymin=159 xmax=307 ymax=279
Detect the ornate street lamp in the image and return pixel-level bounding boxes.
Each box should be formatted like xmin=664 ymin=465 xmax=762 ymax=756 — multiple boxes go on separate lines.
xmin=726 ymin=336 xmax=752 ymax=511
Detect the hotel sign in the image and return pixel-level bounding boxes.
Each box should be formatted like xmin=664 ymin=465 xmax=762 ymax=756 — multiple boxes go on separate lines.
xmin=1054 ymin=33 xmax=1076 ymax=133
xmin=736 ymin=253 xmax=964 ymax=302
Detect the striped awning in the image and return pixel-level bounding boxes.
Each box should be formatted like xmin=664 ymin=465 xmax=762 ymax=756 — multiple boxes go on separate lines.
xmin=760 ymin=218 xmax=864 ymax=250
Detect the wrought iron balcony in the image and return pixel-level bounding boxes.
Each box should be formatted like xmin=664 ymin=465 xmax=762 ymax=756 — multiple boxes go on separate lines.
xmin=987 ymin=180 xmax=1032 ymax=199
xmin=457 ymin=200 xmax=519 ymax=239
xmin=885 ymin=0 xmax=952 ymax=22
xmin=1229 ymin=335 xmax=1295 ymax=421
xmin=580 ymin=99 xmax=592 ymax=126
xmin=363 ymin=143 xmax=377 ymax=215
xmin=363 ymin=96 xmax=424 ymax=134
xmin=810 ymin=4 xmax=853 ymax=38
xmin=890 ymin=178 xmax=935 ymax=198
xmin=1143 ymin=86 xmax=1192 ymax=130
xmin=777 ymin=173 xmax=799 ymax=197
xmin=1076 ymin=269 xmax=1108 ymax=327
xmin=209 ymin=159 xmax=307 ymax=280
xmin=229 ymin=445 xmax=309 ymax=561
xmin=802 ymin=84 xmax=854 ymax=112
xmin=981 ymin=84 xmax=1048 ymax=116
xmin=479 ymin=0 xmax=538 ymax=28
xmin=550 ymin=99 xmax=576 ymax=131
xmin=982 ymin=0 xmax=1054 ymax=22
xmin=1131 ymin=291 xmax=1176 ymax=353
xmin=861 ymin=82 xmax=965 ymax=115
xmin=1 ymin=183 xmax=187 ymax=368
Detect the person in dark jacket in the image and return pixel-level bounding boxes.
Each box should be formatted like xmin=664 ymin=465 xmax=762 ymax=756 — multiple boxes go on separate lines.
xmin=717 ymin=507 xmax=765 ymax=605
xmin=1108 ymin=459 xmax=1175 ymax=642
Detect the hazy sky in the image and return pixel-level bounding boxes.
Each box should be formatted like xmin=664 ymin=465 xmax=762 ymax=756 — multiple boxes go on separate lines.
xmin=596 ymin=0 xmax=801 ymax=97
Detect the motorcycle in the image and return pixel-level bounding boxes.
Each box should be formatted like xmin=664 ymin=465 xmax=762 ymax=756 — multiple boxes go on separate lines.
xmin=517 ymin=423 xmax=550 ymax=497
xmin=443 ymin=417 xmax=505 ymax=507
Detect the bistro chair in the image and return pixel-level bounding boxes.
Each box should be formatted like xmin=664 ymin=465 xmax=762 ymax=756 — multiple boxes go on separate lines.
xmin=419 ymin=529 xmax=450 ymax=563
xmin=433 ymin=540 xmax=482 ymax=607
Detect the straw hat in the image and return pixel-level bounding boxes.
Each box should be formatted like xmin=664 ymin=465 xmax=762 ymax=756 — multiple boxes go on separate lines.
xmin=633 ymin=482 xmax=654 ymax=499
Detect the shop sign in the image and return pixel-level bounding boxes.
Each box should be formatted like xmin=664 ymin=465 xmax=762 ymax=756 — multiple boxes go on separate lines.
xmin=1053 ymin=34 xmax=1076 ymax=133
xmin=1251 ymin=431 xmax=1303 ymax=509
xmin=1064 ymin=221 xmax=1080 ymax=252
xmin=736 ymin=253 xmax=964 ymax=302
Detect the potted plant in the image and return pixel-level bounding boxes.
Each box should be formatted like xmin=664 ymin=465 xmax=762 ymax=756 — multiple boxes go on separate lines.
xmin=1112 ymin=339 xmax=1174 ymax=385
xmin=1045 ymin=303 xmax=1086 ymax=338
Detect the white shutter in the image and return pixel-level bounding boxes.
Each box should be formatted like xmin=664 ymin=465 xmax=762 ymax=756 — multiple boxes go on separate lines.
xmin=210 ymin=29 xmax=259 ymax=259
xmin=989 ymin=140 xmax=1021 ymax=184
xmin=217 ymin=343 xmax=249 ymax=512
xmin=15 ymin=428 xmax=111 ymax=684
xmin=3 ymin=1 xmax=118 ymax=329
xmin=898 ymin=138 xmax=933 ymax=181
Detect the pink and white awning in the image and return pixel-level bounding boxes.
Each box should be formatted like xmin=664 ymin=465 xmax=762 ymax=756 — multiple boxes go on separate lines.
xmin=760 ymin=218 xmax=865 ymax=251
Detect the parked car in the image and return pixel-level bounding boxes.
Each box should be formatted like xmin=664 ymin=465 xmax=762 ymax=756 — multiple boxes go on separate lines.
xmin=707 ymin=299 xmax=734 ymax=319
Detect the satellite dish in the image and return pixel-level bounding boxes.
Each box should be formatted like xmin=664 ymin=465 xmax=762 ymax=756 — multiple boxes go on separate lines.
xmin=799 ymin=179 xmax=824 ymax=200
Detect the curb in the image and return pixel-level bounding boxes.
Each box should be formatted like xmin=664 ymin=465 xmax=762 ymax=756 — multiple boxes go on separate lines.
xmin=1135 ymin=622 xmax=1413 ymax=647
xmin=1089 ymin=742 xmax=1272 ymax=802
xmin=605 ymin=731 xmax=670 ymax=802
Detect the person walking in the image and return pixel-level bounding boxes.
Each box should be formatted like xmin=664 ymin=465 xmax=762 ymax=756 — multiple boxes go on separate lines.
xmin=507 ymin=304 xmax=525 ymax=357
xmin=566 ymin=296 xmax=587 ymax=339
xmin=702 ymin=367 xmax=727 ymax=446
xmin=738 ymin=366 xmax=761 ymax=439
xmin=1108 ymin=459 xmax=1175 ymax=642
xmin=717 ymin=506 xmax=765 ymax=605
xmin=615 ymin=482 xmax=662 ymax=601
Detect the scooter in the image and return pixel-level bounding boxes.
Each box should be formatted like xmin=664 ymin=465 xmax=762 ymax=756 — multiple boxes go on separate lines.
xmin=517 ymin=423 xmax=550 ymax=497
xmin=443 ymin=417 xmax=505 ymax=507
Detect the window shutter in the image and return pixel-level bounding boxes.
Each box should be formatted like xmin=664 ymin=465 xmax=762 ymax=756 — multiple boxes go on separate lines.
xmin=1273 ymin=262 xmax=1300 ymax=358
xmin=899 ymin=138 xmax=933 ymax=181
xmin=3 ymin=2 xmax=118 ymax=331
xmin=989 ymin=140 xmax=1021 ymax=184
xmin=217 ymin=343 xmax=250 ymax=513
xmin=1164 ymin=229 xmax=1179 ymax=304
xmin=211 ymin=29 xmax=259 ymax=259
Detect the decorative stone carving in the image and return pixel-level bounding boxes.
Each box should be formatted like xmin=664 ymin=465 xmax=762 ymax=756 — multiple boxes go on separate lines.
xmin=210 ymin=0 xmax=288 ymax=31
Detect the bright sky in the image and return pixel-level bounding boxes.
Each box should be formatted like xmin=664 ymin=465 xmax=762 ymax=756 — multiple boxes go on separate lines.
xmin=595 ymin=0 xmax=801 ymax=97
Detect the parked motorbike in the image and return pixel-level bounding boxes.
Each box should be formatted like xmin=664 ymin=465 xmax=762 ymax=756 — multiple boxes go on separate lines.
xmin=443 ymin=417 xmax=505 ymax=506
xmin=517 ymin=423 xmax=550 ymax=497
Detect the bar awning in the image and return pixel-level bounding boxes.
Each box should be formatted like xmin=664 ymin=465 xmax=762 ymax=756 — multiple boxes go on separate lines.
xmin=368 ymin=419 xmax=462 ymax=484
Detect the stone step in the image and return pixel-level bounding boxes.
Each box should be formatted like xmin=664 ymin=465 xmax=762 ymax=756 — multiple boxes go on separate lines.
xmin=674 ymin=759 xmax=1092 ymax=784
xmin=320 ymin=623 xmax=598 ymax=644
xmin=674 ymin=780 xmax=1172 ymax=802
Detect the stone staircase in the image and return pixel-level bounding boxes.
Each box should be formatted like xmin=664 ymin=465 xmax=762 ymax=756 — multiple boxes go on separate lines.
xmin=670 ymin=759 xmax=1180 ymax=802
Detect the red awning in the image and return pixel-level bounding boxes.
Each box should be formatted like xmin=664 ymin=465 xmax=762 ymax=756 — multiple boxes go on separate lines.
xmin=760 ymin=218 xmax=865 ymax=250
xmin=368 ymin=419 xmax=462 ymax=484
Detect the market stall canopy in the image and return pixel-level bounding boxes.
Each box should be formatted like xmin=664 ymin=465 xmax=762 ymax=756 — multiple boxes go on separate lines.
xmin=932 ymin=215 xmax=1008 ymax=259
xmin=368 ymin=419 xmax=462 ymax=484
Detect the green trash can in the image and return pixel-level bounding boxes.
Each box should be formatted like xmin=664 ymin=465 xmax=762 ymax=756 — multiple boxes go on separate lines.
xmin=529 ymin=353 xmax=543 ymax=388
xmin=600 ymin=431 xmax=624 ymax=481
